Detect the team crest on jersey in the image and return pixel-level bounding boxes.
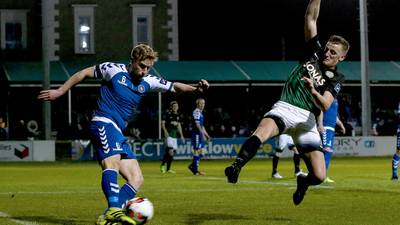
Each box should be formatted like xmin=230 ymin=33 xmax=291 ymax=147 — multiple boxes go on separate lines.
xmin=325 ymin=71 xmax=334 ymax=79
xmin=138 ymin=85 xmax=145 ymax=93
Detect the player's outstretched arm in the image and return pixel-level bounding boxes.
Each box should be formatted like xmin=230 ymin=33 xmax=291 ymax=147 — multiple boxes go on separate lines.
xmin=38 ymin=66 xmax=95 ymax=101
xmin=304 ymin=0 xmax=321 ymax=41
xmin=172 ymin=79 xmax=209 ymax=93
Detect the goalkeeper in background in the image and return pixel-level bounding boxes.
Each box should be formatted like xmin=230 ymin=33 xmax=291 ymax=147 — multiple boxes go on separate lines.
xmin=225 ymin=0 xmax=349 ymax=206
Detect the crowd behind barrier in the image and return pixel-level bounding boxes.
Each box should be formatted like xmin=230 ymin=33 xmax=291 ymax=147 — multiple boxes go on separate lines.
xmin=0 ymin=91 xmax=399 ymax=141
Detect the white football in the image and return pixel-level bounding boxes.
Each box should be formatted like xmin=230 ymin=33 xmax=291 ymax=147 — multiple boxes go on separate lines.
xmin=125 ymin=197 xmax=154 ymax=224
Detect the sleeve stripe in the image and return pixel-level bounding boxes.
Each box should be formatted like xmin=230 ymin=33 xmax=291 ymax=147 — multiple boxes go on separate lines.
xmin=95 ymin=65 xmax=102 ymax=79
xmin=168 ymin=82 xmax=174 ymax=92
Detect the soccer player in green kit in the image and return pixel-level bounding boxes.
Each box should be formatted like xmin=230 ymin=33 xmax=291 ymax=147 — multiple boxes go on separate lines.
xmin=160 ymin=100 xmax=185 ymax=173
xmin=225 ymin=0 xmax=349 ymax=205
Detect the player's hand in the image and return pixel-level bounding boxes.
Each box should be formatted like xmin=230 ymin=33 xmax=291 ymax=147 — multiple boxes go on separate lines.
xmin=37 ymin=89 xmax=63 ymax=101
xmin=341 ymin=127 xmax=346 ymax=135
xmin=196 ymin=79 xmax=209 ymax=92
xmin=317 ymin=125 xmax=325 ymax=133
xmin=301 ymin=76 xmax=315 ymax=91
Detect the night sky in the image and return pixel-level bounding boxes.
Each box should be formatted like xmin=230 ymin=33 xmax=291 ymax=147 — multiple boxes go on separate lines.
xmin=178 ymin=0 xmax=400 ymax=61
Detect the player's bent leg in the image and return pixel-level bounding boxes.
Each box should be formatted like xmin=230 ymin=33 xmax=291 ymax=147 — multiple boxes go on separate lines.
xmin=293 ymin=173 xmax=308 ymax=206
xmin=120 ymin=159 xmax=144 ymax=189
xmin=119 ymin=159 xmax=143 ymax=208
xmin=293 ymin=150 xmax=325 ymax=205
xmin=306 ymin=151 xmax=326 ymax=183
xmin=226 ymin=118 xmax=279 ymax=183
xmin=99 ymin=155 xmax=123 ymax=209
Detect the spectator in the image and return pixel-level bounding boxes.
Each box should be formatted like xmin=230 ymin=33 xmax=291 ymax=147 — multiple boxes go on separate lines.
xmin=0 ymin=117 xmax=8 ymax=140
xmin=11 ymin=120 xmax=29 ymax=140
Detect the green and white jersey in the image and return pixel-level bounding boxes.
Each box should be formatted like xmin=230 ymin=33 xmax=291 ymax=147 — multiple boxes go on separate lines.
xmin=162 ymin=110 xmax=181 ymax=138
xmin=280 ymin=36 xmax=345 ymax=116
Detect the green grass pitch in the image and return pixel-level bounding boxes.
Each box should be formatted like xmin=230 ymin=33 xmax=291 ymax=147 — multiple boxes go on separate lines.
xmin=0 ymin=157 xmax=399 ymax=225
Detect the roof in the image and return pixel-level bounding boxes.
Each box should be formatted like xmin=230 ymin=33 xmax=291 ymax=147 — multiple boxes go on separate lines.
xmin=2 ymin=60 xmax=400 ymax=86
xmin=2 ymin=61 xmax=69 ymax=84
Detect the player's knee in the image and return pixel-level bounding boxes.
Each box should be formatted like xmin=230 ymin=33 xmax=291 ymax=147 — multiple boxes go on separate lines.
xmin=307 ymin=173 xmax=324 ymax=185
xmin=128 ymin=173 xmax=144 ymax=189
xmin=101 ymin=155 xmax=122 ymax=170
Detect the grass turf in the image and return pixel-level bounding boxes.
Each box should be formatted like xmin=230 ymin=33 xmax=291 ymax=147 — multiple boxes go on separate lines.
xmin=0 ymin=157 xmax=398 ymax=225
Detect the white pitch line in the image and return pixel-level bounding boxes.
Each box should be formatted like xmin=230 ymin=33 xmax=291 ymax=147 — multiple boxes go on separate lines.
xmin=0 ymin=211 xmax=39 ymax=225
xmin=184 ymin=176 xmax=334 ymax=189
xmin=0 ymin=190 xmax=99 ymax=195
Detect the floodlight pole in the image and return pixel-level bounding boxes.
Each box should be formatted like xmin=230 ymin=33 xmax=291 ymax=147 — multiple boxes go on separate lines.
xmin=359 ymin=0 xmax=371 ymax=136
xmin=42 ymin=0 xmax=51 ymax=140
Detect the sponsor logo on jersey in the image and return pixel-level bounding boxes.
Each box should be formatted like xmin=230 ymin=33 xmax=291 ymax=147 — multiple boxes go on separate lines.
xmin=304 ymin=62 xmax=325 ymax=86
xmin=118 ymin=76 xmax=128 ymax=86
xmin=113 ymin=142 xmax=123 ymax=151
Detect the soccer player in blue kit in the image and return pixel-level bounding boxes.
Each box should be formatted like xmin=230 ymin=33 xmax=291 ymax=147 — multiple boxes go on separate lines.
xmin=38 ymin=44 xmax=209 ymax=224
xmin=391 ymin=116 xmax=400 ymax=180
xmin=188 ymin=98 xmax=210 ymax=175
xmin=318 ymin=98 xmax=345 ymax=183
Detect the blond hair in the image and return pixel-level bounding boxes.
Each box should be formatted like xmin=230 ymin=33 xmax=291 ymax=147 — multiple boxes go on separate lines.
xmin=328 ymin=35 xmax=350 ymax=55
xmin=130 ymin=44 xmax=158 ymax=62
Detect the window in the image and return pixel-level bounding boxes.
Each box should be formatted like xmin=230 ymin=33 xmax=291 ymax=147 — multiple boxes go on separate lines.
xmin=6 ymin=23 xmax=22 ymax=49
xmin=0 ymin=10 xmax=28 ymax=50
xmin=137 ymin=17 xmax=148 ymax=43
xmin=72 ymin=5 xmax=96 ymax=54
xmin=78 ymin=16 xmax=91 ymax=51
xmin=130 ymin=4 xmax=155 ymax=47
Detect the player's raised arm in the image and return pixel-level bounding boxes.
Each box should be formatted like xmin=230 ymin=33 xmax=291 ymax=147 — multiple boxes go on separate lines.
xmin=172 ymin=79 xmax=209 ymax=93
xmin=37 ymin=66 xmax=95 ymax=101
xmin=304 ymin=0 xmax=321 ymax=41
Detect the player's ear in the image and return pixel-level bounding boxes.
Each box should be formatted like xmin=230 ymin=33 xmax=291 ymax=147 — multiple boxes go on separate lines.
xmin=338 ymin=54 xmax=346 ymax=62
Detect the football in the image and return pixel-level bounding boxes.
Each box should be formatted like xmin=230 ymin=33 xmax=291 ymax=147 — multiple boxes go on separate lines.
xmin=125 ymin=197 xmax=154 ymax=224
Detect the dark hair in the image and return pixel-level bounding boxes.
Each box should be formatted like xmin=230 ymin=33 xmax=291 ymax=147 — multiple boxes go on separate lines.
xmin=170 ymin=101 xmax=178 ymax=108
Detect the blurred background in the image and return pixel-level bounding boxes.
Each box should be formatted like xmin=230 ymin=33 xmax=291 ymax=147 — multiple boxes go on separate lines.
xmin=0 ymin=0 xmax=399 ymax=155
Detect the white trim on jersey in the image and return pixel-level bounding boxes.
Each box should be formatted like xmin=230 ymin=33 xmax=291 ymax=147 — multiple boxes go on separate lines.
xmin=324 ymin=126 xmax=335 ymax=131
xmin=143 ymin=75 xmax=173 ymax=92
xmin=96 ymin=62 xmax=128 ymax=81
xmin=92 ymin=116 xmax=122 ymax=134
